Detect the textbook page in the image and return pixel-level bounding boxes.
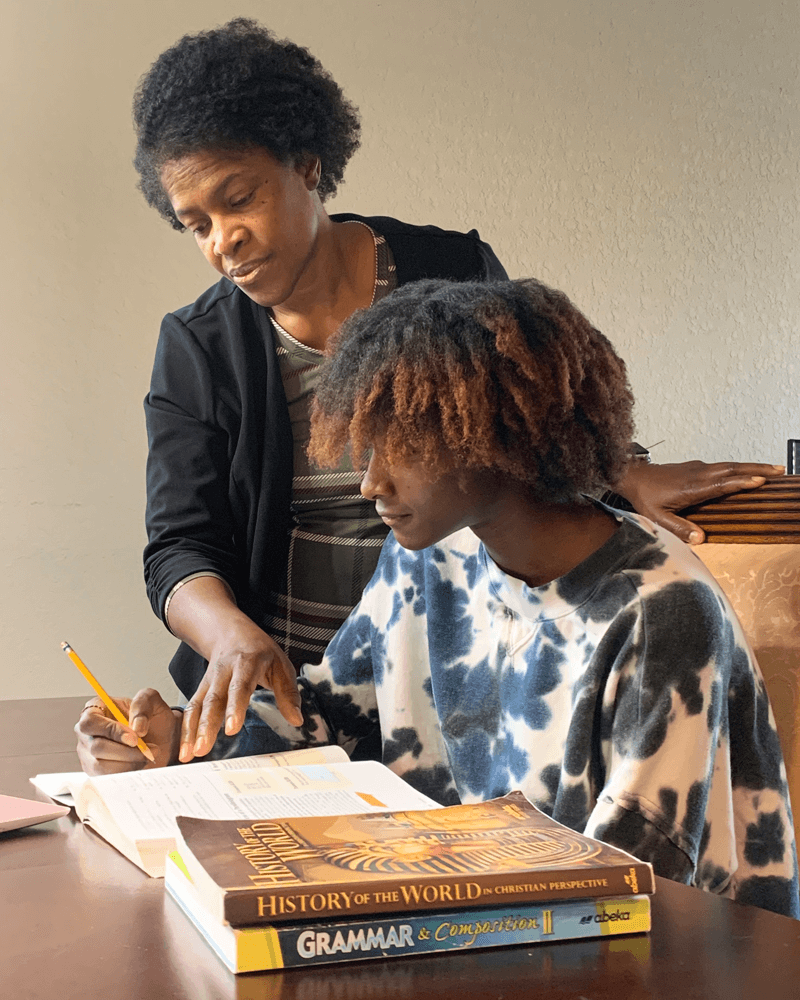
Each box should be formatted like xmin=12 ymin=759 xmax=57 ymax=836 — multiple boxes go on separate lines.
xmin=30 ymin=771 xmax=87 ymax=807
xmin=31 ymin=745 xmax=348 ymax=808
xmin=70 ymin=753 xmax=440 ymax=877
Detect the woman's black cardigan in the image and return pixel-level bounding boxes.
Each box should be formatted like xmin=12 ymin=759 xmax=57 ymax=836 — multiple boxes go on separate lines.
xmin=143 ymin=214 xmax=508 ymax=698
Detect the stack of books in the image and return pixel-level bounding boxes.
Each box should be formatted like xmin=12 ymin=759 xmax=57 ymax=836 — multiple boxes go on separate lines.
xmin=36 ymin=748 xmax=653 ymax=972
xmin=164 ymin=789 xmax=654 ymax=973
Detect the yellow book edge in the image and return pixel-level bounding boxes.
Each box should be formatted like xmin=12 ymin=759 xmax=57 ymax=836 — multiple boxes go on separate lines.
xmin=167 ymin=851 xmax=285 ymax=972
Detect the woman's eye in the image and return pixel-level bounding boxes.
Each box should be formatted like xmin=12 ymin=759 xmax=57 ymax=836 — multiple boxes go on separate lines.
xmin=230 ymin=191 xmax=254 ymax=209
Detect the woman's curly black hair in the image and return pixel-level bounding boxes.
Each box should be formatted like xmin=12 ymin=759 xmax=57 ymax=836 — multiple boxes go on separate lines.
xmin=309 ymin=279 xmax=635 ymax=502
xmin=132 ymin=18 xmax=361 ymax=229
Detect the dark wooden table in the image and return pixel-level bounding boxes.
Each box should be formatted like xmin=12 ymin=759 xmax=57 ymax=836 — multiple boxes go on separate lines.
xmin=2 ymin=697 xmax=799 ymax=999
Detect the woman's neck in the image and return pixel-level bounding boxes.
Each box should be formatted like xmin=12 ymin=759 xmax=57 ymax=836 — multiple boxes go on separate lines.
xmin=271 ymin=217 xmax=375 ymax=351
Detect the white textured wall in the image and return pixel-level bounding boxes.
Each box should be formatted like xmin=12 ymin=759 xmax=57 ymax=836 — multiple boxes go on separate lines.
xmin=2 ymin=0 xmax=798 ymax=700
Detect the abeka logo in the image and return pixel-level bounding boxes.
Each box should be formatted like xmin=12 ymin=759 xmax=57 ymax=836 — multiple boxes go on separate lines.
xmin=594 ymin=910 xmax=630 ymax=923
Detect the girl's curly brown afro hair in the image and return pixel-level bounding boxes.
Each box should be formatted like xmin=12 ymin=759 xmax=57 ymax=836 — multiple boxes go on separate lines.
xmin=309 ymin=278 xmax=635 ymax=503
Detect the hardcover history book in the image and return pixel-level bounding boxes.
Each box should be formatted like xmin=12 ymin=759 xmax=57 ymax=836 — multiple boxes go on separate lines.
xmin=174 ymin=791 xmax=655 ymax=927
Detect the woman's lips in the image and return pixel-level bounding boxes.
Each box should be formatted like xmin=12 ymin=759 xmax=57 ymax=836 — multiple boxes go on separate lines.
xmin=229 ymin=258 xmax=270 ymax=283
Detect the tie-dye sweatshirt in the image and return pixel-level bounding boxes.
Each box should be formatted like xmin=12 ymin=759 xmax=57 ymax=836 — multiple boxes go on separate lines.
xmin=232 ymin=508 xmax=798 ymax=918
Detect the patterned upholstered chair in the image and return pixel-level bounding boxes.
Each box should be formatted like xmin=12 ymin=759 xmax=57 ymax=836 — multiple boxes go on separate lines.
xmin=682 ymin=477 xmax=800 ymax=848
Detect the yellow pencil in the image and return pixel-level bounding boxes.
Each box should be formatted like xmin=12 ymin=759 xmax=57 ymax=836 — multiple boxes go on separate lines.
xmin=61 ymin=641 xmax=156 ymax=763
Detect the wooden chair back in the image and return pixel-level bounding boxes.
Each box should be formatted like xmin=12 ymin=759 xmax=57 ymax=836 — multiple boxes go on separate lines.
xmin=684 ymin=477 xmax=800 ymax=849
xmin=683 ymin=475 xmax=800 ymax=543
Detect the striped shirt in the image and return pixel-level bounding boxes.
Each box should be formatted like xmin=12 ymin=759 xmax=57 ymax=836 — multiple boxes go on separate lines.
xmin=263 ymin=222 xmax=398 ymax=667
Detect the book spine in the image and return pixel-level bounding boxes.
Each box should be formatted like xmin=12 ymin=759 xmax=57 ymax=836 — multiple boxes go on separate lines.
xmin=223 ymin=862 xmax=655 ymax=927
xmin=230 ymin=896 xmax=651 ymax=972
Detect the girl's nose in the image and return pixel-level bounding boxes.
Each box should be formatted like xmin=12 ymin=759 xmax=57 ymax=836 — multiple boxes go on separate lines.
xmin=360 ymin=451 xmax=392 ymax=501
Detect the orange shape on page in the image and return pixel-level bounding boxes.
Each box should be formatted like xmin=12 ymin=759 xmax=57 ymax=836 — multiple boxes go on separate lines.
xmin=356 ymin=793 xmax=387 ymax=808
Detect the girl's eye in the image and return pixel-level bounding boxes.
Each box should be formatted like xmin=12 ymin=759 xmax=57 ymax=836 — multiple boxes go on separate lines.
xmin=191 ymin=224 xmax=209 ymax=238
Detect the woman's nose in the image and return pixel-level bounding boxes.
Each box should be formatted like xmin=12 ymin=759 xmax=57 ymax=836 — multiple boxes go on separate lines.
xmin=212 ymin=220 xmax=246 ymax=259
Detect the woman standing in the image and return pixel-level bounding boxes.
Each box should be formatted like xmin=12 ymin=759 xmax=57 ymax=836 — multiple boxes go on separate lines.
xmin=134 ymin=19 xmax=506 ymax=764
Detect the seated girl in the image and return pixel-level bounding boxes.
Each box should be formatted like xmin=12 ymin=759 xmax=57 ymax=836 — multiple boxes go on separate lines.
xmin=76 ymin=277 xmax=798 ymax=917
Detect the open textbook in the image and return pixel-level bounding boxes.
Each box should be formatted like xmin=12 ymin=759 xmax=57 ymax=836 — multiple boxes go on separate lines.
xmin=30 ymin=772 xmax=86 ymax=807
xmin=32 ymin=747 xmax=439 ymax=878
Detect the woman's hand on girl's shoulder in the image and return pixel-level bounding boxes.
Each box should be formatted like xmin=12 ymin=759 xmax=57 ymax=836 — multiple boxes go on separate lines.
xmin=615 ymin=460 xmax=785 ymax=543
